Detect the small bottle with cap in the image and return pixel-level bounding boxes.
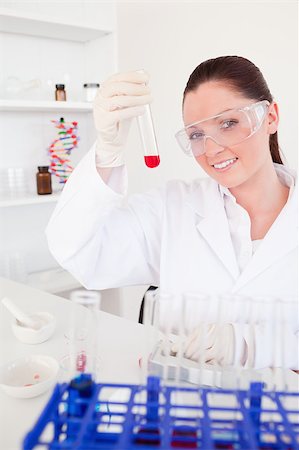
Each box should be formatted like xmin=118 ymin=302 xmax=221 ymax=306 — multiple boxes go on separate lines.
xmin=36 ymin=166 xmax=52 ymax=195
xmin=55 ymin=84 xmax=66 ymax=101
xmin=83 ymin=83 xmax=100 ymax=102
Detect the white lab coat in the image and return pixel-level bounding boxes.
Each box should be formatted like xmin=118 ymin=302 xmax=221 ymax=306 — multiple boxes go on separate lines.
xmin=46 ymin=146 xmax=298 ymax=368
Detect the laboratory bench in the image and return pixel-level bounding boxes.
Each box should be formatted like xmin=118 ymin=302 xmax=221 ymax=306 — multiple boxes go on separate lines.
xmin=0 ymin=277 xmax=298 ymax=450
xmin=0 ymin=277 xmax=146 ymax=450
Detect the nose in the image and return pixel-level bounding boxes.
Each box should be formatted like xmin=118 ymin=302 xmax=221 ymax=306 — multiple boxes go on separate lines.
xmin=204 ymin=136 xmax=225 ymax=157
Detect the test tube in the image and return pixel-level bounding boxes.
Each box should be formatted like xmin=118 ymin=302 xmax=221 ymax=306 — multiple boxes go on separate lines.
xmin=272 ymin=298 xmax=298 ymax=392
xmin=68 ymin=290 xmax=101 ymax=383
xmin=136 ymin=71 xmax=160 ymax=168
xmin=154 ymin=292 xmax=173 ymax=383
xmin=146 ymin=291 xmax=180 ymax=385
xmin=140 ymin=288 xmax=159 ymax=385
xmin=182 ymin=293 xmax=217 ymax=387
xmin=223 ymin=294 xmax=252 ymax=389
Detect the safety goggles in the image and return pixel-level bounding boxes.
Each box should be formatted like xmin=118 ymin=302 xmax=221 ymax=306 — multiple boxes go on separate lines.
xmin=175 ymin=100 xmax=270 ymax=157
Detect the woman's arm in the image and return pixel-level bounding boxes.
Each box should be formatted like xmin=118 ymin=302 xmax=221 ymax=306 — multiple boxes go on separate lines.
xmin=46 ymin=145 xmax=163 ymax=290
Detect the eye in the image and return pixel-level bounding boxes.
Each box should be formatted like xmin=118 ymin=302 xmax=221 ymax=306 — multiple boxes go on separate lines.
xmin=188 ymin=131 xmax=205 ymax=141
xmin=221 ymin=120 xmax=238 ymax=129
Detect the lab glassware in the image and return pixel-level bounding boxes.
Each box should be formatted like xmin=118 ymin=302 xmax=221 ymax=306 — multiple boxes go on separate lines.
xmin=135 ymin=69 xmax=160 ymax=169
xmin=4 ymin=76 xmax=41 ymax=100
xmin=182 ymin=293 xmax=220 ymax=387
xmin=220 ymin=294 xmax=252 ymax=389
xmin=148 ymin=292 xmax=221 ymax=388
xmin=147 ymin=291 xmax=182 ymax=385
xmin=137 ymin=104 xmax=160 ymax=168
xmin=83 ymin=83 xmax=100 ymax=102
xmin=55 ymin=84 xmax=66 ymax=101
xmin=140 ymin=288 xmax=159 ymax=385
xmin=36 ymin=166 xmax=52 ymax=195
xmin=66 ymin=290 xmax=101 ymax=383
xmin=0 ymin=251 xmax=28 ymax=283
xmin=272 ymin=297 xmax=298 ymax=391
xmin=0 ymin=167 xmax=29 ymax=198
xmin=152 ymin=292 xmax=174 ymax=383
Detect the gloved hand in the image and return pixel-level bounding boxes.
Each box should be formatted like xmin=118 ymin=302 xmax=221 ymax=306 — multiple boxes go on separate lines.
xmin=182 ymin=323 xmax=236 ymax=366
xmin=93 ymin=70 xmax=152 ymax=167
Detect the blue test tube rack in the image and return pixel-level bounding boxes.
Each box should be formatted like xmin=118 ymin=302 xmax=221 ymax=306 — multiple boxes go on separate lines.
xmin=23 ymin=374 xmax=299 ymax=450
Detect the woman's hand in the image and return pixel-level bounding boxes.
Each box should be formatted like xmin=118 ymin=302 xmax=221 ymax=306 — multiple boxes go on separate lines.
xmin=180 ymin=323 xmax=235 ymax=366
xmin=93 ymin=70 xmax=152 ymax=167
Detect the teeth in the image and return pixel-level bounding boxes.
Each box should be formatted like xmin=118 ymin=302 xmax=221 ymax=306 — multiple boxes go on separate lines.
xmin=214 ymin=158 xmax=236 ymax=169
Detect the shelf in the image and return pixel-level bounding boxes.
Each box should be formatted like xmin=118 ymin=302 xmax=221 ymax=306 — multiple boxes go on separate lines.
xmin=0 ymin=7 xmax=112 ymax=42
xmin=0 ymin=99 xmax=93 ymax=112
xmin=0 ymin=192 xmax=61 ymax=208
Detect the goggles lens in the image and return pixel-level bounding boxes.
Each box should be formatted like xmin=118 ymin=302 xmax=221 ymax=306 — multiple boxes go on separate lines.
xmin=175 ymin=100 xmax=270 ymax=157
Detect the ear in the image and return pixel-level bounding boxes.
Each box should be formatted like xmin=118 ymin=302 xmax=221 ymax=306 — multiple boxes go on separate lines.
xmin=267 ymin=101 xmax=279 ymax=134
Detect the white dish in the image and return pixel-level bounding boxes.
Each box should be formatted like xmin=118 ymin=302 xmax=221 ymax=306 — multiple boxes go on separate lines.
xmin=0 ymin=354 xmax=59 ymax=398
xmin=11 ymin=311 xmax=56 ymax=344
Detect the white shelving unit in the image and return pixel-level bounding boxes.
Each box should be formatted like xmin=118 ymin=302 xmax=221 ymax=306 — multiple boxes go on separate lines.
xmin=0 ymin=99 xmax=93 ymax=112
xmin=0 ymin=192 xmax=61 ymax=208
xmin=0 ymin=7 xmax=112 ymax=42
xmin=0 ymin=3 xmax=117 ymax=282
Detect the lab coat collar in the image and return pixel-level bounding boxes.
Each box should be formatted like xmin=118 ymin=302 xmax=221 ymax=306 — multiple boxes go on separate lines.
xmin=232 ymin=175 xmax=298 ymax=291
xmin=187 ymin=165 xmax=297 ymax=288
xmin=187 ymin=178 xmax=240 ymax=280
xmin=222 ymin=163 xmax=297 ymax=291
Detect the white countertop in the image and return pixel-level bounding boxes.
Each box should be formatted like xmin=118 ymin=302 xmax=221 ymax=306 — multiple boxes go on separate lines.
xmin=0 ymin=277 xmax=146 ymax=450
xmin=0 ymin=277 xmax=298 ymax=450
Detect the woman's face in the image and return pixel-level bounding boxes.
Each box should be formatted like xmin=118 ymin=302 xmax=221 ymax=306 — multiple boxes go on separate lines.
xmin=183 ymin=81 xmax=279 ymax=189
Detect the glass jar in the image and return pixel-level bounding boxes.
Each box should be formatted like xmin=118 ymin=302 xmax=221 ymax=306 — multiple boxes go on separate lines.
xmin=36 ymin=166 xmax=52 ymax=195
xmin=83 ymin=83 xmax=100 ymax=102
xmin=55 ymin=84 xmax=66 ymax=101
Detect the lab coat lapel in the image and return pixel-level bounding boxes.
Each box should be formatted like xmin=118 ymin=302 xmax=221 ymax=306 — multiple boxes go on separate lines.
xmin=231 ymin=190 xmax=298 ymax=292
xmin=189 ymin=180 xmax=240 ymax=280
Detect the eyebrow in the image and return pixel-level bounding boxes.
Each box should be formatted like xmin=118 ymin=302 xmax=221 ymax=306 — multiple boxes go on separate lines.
xmin=217 ymin=107 xmax=233 ymax=115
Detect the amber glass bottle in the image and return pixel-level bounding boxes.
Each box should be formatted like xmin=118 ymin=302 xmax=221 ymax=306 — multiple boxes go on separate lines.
xmin=36 ymin=166 xmax=52 ymax=195
xmin=55 ymin=84 xmax=66 ymax=101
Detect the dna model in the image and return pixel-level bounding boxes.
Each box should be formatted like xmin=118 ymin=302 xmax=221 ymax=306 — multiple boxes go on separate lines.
xmin=48 ymin=117 xmax=79 ymax=184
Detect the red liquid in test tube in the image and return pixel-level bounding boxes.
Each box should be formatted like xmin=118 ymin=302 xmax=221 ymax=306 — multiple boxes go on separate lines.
xmin=144 ymin=155 xmax=160 ymax=168
xmin=69 ymin=290 xmax=101 ymax=381
xmin=76 ymin=352 xmax=87 ymax=372
xmin=137 ymin=102 xmax=160 ymax=168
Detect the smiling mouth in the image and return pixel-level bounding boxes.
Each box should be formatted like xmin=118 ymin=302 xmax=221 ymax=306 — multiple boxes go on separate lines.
xmin=212 ymin=158 xmax=238 ymax=169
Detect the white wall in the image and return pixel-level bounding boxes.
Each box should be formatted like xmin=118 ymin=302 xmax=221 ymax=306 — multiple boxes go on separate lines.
xmin=117 ymin=0 xmax=298 ymax=193
xmin=116 ymin=1 xmax=298 ymax=320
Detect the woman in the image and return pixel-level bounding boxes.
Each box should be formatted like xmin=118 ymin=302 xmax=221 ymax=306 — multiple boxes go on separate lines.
xmin=46 ymin=56 xmax=297 ymax=369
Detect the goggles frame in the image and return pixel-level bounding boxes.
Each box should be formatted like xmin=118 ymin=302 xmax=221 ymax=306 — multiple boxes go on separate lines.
xmin=175 ymin=100 xmax=270 ymax=157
